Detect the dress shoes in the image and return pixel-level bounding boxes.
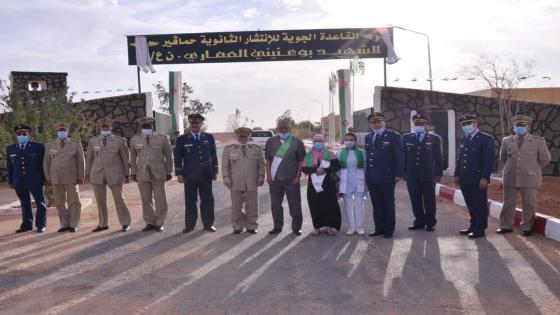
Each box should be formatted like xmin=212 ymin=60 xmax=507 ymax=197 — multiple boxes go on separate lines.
xmin=408 ymin=225 xmax=424 ymax=231
xmin=246 ymin=229 xmax=257 ymax=234
xmin=496 ymin=228 xmax=513 ymax=234
xmin=292 ymin=230 xmax=302 ymax=236
xmin=16 ymin=227 xmax=33 ymax=233
xmin=183 ymin=227 xmax=194 ymax=233
xmin=92 ymin=226 xmax=109 ymax=232
xmin=37 ymin=227 xmax=46 ymax=233
xmin=155 ymin=226 xmax=164 ymax=232
xmin=268 ymin=228 xmax=282 ymax=234
xmin=122 ymin=225 xmax=130 ymax=232
xmin=521 ymin=230 xmax=532 ymax=236
xmin=142 ymin=224 xmax=155 ymax=232
xmin=383 ymin=234 xmax=393 ymax=239
xmin=425 ymin=226 xmax=435 ymax=232
xmin=368 ymin=231 xmax=384 ymax=237
xmin=459 ymin=229 xmax=473 ymax=235
xmin=233 ymin=229 xmax=243 ymax=234
xmin=468 ymin=232 xmax=485 ymax=239
xmin=69 ymin=227 xmax=78 ymax=233
xmin=58 ymin=227 xmax=70 ymax=232
xmin=205 ymin=226 xmax=217 ymax=232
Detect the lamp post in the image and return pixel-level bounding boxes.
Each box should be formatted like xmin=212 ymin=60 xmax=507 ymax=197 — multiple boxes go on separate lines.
xmin=389 ymin=24 xmax=433 ymax=91
xmin=311 ymin=99 xmax=324 ymax=133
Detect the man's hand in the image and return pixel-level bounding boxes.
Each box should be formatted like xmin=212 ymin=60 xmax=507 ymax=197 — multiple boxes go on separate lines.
xmin=267 ymin=176 xmax=273 ymax=185
xmin=364 ymin=185 xmax=368 ymax=192
xmin=213 ymin=175 xmax=218 ymax=181
xmin=224 ymin=182 xmax=232 ymax=189
xmin=292 ymin=176 xmax=300 ymax=185
xmin=9 ymin=184 xmax=15 ymax=189
xmin=453 ymin=176 xmax=460 ymax=186
xmin=44 ymin=180 xmax=51 ymax=187
xmin=257 ymin=180 xmax=264 ymax=187
xmin=395 ymin=176 xmax=403 ymax=183
xmin=84 ymin=176 xmax=89 ymax=185
xmin=479 ymin=178 xmax=489 ymax=189
xmin=434 ymin=176 xmax=441 ymax=183
xmin=177 ymin=175 xmax=185 ymax=184
xmin=78 ymin=179 xmax=84 ymax=185
xmin=131 ymin=175 xmax=137 ymax=182
xmin=316 ymin=168 xmax=326 ymax=176
xmin=124 ymin=176 xmax=130 ymax=184
xmin=166 ymin=174 xmax=172 ymax=181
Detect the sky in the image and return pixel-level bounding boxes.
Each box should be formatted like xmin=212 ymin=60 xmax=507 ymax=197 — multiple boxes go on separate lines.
xmin=1 ymin=0 xmax=559 ymax=131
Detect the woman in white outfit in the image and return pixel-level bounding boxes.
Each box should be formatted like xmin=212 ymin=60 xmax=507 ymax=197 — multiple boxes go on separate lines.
xmin=337 ymin=133 xmax=367 ymax=235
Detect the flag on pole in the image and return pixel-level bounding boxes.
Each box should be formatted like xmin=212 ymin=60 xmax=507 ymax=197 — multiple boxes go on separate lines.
xmin=377 ymin=28 xmax=400 ymax=64
xmin=350 ymin=57 xmax=365 ymax=76
xmin=337 ymin=69 xmax=352 ymax=136
xmin=329 ymin=72 xmax=338 ymax=93
xmin=134 ymin=36 xmax=156 ymax=73
xmin=169 ymin=71 xmax=184 ymax=135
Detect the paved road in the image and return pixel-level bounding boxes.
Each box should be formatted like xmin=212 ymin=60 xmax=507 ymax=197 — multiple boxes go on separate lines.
xmin=0 ymin=161 xmax=559 ymax=314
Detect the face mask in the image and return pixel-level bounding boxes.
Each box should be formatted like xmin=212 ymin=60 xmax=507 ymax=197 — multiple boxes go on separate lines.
xmin=238 ymin=142 xmax=247 ymax=148
xmin=100 ymin=130 xmax=111 ymax=136
xmin=413 ymin=126 xmax=426 ymax=134
xmin=462 ymin=124 xmax=475 ymax=135
xmin=57 ymin=131 xmax=68 ymax=139
xmin=279 ymin=132 xmax=290 ymax=140
xmin=141 ymin=128 xmax=153 ymax=136
xmin=17 ymin=135 xmax=29 ymax=144
xmin=374 ymin=127 xmax=385 ymax=135
xmin=313 ymin=142 xmax=325 ymax=150
xmin=344 ymin=141 xmax=355 ymax=148
xmin=514 ymin=126 xmax=527 ymax=135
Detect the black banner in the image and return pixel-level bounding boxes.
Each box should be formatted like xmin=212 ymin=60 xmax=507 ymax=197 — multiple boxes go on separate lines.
xmin=127 ymin=27 xmax=392 ymax=65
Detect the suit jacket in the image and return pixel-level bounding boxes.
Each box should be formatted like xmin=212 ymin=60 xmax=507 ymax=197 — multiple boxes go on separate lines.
xmin=174 ymin=132 xmax=218 ymax=182
xmin=500 ymin=133 xmax=551 ymax=187
xmin=221 ymin=144 xmax=265 ymax=191
xmin=403 ymin=132 xmax=443 ymax=181
xmin=7 ymin=142 xmax=45 ymax=188
xmin=44 ymin=138 xmax=85 ymax=184
xmin=85 ymin=134 xmax=130 ymax=185
xmin=130 ymin=133 xmax=173 ymax=182
xmin=454 ymin=131 xmax=495 ymax=185
xmin=364 ymin=129 xmax=404 ymax=184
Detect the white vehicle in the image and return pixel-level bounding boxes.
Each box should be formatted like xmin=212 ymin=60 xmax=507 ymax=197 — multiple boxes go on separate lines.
xmin=250 ymin=130 xmax=273 ymax=147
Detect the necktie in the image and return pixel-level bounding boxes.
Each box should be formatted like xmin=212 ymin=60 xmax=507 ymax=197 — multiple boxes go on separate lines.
xmin=517 ymin=136 xmax=524 ymax=148
xmin=241 ymin=146 xmax=246 ymax=156
xmin=20 ymin=145 xmax=24 ymax=151
xmin=372 ymin=134 xmax=377 ymax=144
xmin=146 ymin=136 xmax=150 ymax=146
xmin=417 ymin=133 xmax=422 ymax=142
xmin=103 ymin=137 xmax=107 ymax=147
xmin=60 ymin=139 xmax=65 ymax=149
xmin=195 ymin=134 xmax=199 ymax=142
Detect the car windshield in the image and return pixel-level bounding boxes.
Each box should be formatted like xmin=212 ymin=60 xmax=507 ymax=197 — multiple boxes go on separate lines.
xmin=251 ymin=131 xmax=272 ymax=137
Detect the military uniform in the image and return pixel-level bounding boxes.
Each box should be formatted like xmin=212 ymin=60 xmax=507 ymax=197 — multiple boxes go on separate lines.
xmin=499 ymin=115 xmax=551 ymax=234
xmin=454 ymin=113 xmax=495 ymax=238
xmin=6 ymin=124 xmax=47 ymax=232
xmin=364 ymin=112 xmax=404 ymax=238
xmin=174 ymin=114 xmax=218 ymax=232
xmin=403 ymin=113 xmax=443 ymax=230
xmin=222 ymin=127 xmax=265 ymax=232
xmin=85 ymin=118 xmax=131 ymax=231
xmin=130 ymin=117 xmax=173 ymax=231
xmin=43 ymin=123 xmax=85 ymax=231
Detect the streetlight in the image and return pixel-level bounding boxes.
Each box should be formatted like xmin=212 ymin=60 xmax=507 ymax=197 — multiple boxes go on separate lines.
xmin=311 ymin=99 xmax=324 ymax=132
xmin=389 ymin=24 xmax=433 ymax=91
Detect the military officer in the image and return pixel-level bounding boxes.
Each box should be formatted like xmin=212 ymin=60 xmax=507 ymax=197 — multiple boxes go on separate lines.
xmin=222 ymin=127 xmax=265 ymax=234
xmin=497 ymin=115 xmax=551 ymax=236
xmin=85 ymin=118 xmax=132 ymax=232
xmin=364 ymin=112 xmax=404 ymax=238
xmin=454 ymin=113 xmax=495 ymax=239
xmin=43 ymin=123 xmax=85 ymax=232
xmin=174 ymin=113 xmax=219 ymax=233
xmin=130 ymin=117 xmax=173 ymax=232
xmin=6 ymin=124 xmax=47 ymax=233
xmin=403 ymin=113 xmax=443 ymax=232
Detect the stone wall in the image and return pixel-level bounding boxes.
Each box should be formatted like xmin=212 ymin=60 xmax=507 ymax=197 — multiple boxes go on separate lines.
xmin=81 ymin=93 xmax=147 ymax=139
xmin=9 ymin=71 xmax=67 ymax=93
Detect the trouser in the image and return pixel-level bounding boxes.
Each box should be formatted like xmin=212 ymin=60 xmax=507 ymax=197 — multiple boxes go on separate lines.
xmin=138 ymin=180 xmax=168 ymax=227
xmin=460 ymin=184 xmax=488 ymax=234
xmin=269 ymin=180 xmax=303 ymax=231
xmin=92 ymin=183 xmax=131 ymax=227
xmin=184 ymin=180 xmax=214 ymax=229
xmin=231 ymin=190 xmax=259 ymax=230
xmin=406 ymin=177 xmax=437 ymax=228
xmin=343 ymin=191 xmax=365 ymax=229
xmin=53 ymin=183 xmax=81 ymax=228
xmin=15 ymin=185 xmax=47 ymax=229
xmin=500 ymin=186 xmax=537 ymax=231
xmin=368 ymin=183 xmax=396 ymax=235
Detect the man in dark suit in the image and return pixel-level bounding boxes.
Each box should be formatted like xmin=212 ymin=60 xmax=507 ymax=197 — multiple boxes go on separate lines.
xmin=174 ymin=114 xmax=218 ymax=233
xmin=454 ymin=113 xmax=495 ymax=239
xmin=403 ymin=113 xmax=443 ymax=232
xmin=6 ymin=124 xmax=47 ymax=233
xmin=364 ymin=112 xmax=404 ymax=238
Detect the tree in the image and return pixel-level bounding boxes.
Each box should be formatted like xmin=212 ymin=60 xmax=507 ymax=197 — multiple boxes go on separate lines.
xmin=275 ymin=110 xmax=296 ymax=129
xmin=461 ymin=55 xmax=535 ymax=139
xmin=153 ymin=81 xmax=214 ymax=116
xmin=225 ymin=108 xmax=254 ymax=132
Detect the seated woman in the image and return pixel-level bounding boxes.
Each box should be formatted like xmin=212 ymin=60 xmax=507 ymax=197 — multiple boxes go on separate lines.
xmin=301 ymin=134 xmax=341 ymax=236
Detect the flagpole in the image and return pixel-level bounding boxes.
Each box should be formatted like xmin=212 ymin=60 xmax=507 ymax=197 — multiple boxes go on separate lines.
xmin=137 ymin=66 xmax=142 ymax=93
xmin=383 ymin=58 xmax=387 ymax=87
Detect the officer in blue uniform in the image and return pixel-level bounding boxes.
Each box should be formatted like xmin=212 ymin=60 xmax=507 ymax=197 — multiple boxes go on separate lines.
xmin=403 ymin=113 xmax=443 ymax=232
xmin=364 ymin=112 xmax=404 ymax=238
xmin=174 ymin=114 xmax=218 ymax=233
xmin=6 ymin=124 xmax=47 ymax=233
xmin=454 ymin=113 xmax=495 ymax=239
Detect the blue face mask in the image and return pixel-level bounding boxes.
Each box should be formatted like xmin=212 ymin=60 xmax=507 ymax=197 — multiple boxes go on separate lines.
xmin=344 ymin=140 xmax=355 ymax=148
xmin=57 ymin=131 xmax=68 ymax=139
xmin=100 ymin=130 xmax=111 ymax=136
xmin=462 ymin=124 xmax=475 ymax=135
xmin=514 ymin=126 xmax=528 ymax=135
xmin=279 ymin=132 xmax=290 ymax=140
xmin=414 ymin=126 xmax=426 ymax=134
xmin=374 ymin=127 xmax=385 ymax=135
xmin=313 ymin=142 xmax=325 ymax=150
xmin=141 ymin=128 xmax=153 ymax=136
xmin=17 ymin=135 xmax=29 ymax=144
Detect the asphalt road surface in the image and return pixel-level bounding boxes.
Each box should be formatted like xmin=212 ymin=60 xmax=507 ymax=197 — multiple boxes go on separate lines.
xmin=0 ymin=151 xmax=559 ymax=314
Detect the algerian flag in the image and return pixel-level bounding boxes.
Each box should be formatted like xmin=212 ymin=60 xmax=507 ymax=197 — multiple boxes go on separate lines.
xmin=337 ymin=69 xmax=352 ymax=136
xmin=169 ymin=71 xmax=184 ymax=135
xmin=350 ymin=57 xmax=365 ymax=76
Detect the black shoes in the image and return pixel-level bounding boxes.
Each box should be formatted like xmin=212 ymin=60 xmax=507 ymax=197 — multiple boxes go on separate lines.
xmin=368 ymin=231 xmax=384 ymax=237
xmin=247 ymin=229 xmax=257 ymax=234
xmin=37 ymin=227 xmax=46 ymax=233
xmin=408 ymin=225 xmax=424 ymax=231
xmin=122 ymin=225 xmax=130 ymax=232
xmin=205 ymin=226 xmax=217 ymax=232
xmin=521 ymin=230 xmax=532 ymax=236
xmin=383 ymin=234 xmax=393 ymax=239
xmin=69 ymin=227 xmax=78 ymax=233
xmin=155 ymin=226 xmax=164 ymax=232
xmin=268 ymin=228 xmax=282 ymax=234
xmin=459 ymin=229 xmax=473 ymax=235
xmin=92 ymin=226 xmax=109 ymax=232
xmin=142 ymin=224 xmax=155 ymax=232
xmin=468 ymin=232 xmax=485 ymax=239
xmin=16 ymin=227 xmax=33 ymax=233
xmin=58 ymin=227 xmax=70 ymax=233
xmin=183 ymin=227 xmax=194 ymax=233
xmin=233 ymin=229 xmax=243 ymax=234
xmin=425 ymin=226 xmax=435 ymax=232
xmin=496 ymin=228 xmax=513 ymax=234
xmin=292 ymin=230 xmax=302 ymax=236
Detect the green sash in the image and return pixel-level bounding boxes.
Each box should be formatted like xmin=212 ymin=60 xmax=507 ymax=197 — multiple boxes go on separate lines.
xmin=275 ymin=134 xmax=294 ymax=157
xmin=305 ymin=149 xmax=331 ymax=168
xmin=339 ymin=148 xmax=364 ymax=169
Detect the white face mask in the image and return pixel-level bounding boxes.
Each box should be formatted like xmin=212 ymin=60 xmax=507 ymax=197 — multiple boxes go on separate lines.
xmin=141 ymin=128 xmax=153 ymax=136
xmin=100 ymin=130 xmax=111 ymax=136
